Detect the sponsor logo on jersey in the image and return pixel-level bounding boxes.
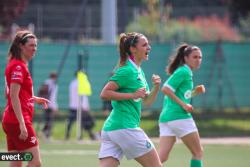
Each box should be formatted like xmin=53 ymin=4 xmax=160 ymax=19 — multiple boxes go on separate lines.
xmin=11 ymin=71 xmax=23 ymax=80
xmin=145 ymin=140 xmax=152 ymax=149
xmin=15 ymin=65 xmax=22 ymax=70
xmin=184 ymin=90 xmax=192 ymax=99
xmin=30 ymin=136 xmax=36 ymax=144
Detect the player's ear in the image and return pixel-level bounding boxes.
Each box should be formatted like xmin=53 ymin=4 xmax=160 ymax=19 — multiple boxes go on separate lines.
xmin=19 ymin=42 xmax=26 ymax=52
xmin=129 ymin=46 xmax=136 ymax=55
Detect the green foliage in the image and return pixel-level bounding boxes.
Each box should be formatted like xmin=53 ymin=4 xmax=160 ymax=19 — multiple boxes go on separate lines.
xmin=126 ymin=0 xmax=241 ymax=42
xmin=239 ymin=13 xmax=250 ymax=39
xmin=126 ymin=16 xmax=160 ymax=40
xmin=161 ymin=19 xmax=203 ymax=42
xmin=127 ymin=16 xmax=204 ymax=42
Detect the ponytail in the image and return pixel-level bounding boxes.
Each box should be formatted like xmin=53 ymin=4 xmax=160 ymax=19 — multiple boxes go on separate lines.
xmin=167 ymin=44 xmax=188 ymax=75
xmin=167 ymin=43 xmax=200 ymax=75
xmin=119 ymin=33 xmax=129 ymax=66
xmin=118 ymin=32 xmax=143 ymax=66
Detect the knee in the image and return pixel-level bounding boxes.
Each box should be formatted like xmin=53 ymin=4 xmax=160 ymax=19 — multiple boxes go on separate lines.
xmin=159 ymin=153 xmax=169 ymax=163
xmin=160 ymin=157 xmax=168 ymax=163
xmin=192 ymin=147 xmax=203 ymax=159
xmin=158 ymin=162 xmax=163 ymax=167
xmin=155 ymin=161 xmax=163 ymax=167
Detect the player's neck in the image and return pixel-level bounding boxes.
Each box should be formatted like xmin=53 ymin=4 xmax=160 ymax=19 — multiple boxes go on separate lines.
xmin=129 ymin=56 xmax=141 ymax=67
xmin=21 ymin=54 xmax=29 ymax=64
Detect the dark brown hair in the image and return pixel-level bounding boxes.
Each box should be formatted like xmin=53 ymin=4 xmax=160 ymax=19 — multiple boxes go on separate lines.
xmin=8 ymin=30 xmax=36 ymax=61
xmin=167 ymin=43 xmax=200 ymax=75
xmin=119 ymin=32 xmax=144 ymax=66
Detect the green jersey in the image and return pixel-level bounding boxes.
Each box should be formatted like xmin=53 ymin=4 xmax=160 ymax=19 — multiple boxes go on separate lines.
xmin=103 ymin=59 xmax=150 ymax=131
xmin=159 ymin=65 xmax=193 ymax=122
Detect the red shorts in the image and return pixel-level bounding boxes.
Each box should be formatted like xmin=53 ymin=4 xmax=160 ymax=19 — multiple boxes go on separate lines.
xmin=2 ymin=123 xmax=38 ymax=151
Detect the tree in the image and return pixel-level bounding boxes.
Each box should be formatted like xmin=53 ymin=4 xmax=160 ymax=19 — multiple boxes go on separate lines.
xmin=126 ymin=0 xmax=241 ymax=42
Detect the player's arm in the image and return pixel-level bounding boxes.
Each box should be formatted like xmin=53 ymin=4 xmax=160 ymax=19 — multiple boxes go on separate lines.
xmin=10 ymin=83 xmax=28 ymax=140
xmin=100 ymin=81 xmax=146 ymax=101
xmin=144 ymin=74 xmax=161 ymax=106
xmin=162 ymin=86 xmax=193 ymax=112
xmin=192 ymin=85 xmax=206 ymax=97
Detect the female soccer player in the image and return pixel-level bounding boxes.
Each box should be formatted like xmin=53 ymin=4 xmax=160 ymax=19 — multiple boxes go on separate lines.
xmin=2 ymin=30 xmax=49 ymax=167
xmin=158 ymin=44 xmax=205 ymax=167
xmin=98 ymin=32 xmax=162 ymax=167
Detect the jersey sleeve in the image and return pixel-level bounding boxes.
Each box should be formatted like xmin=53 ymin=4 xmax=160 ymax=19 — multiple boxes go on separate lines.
xmin=109 ymin=67 xmax=132 ymax=88
xmin=10 ymin=64 xmax=25 ymax=85
xmin=164 ymin=69 xmax=189 ymax=92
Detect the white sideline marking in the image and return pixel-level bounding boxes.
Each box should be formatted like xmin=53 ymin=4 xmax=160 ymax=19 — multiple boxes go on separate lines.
xmin=0 ymin=149 xmax=98 ymax=155
xmin=40 ymin=150 xmax=98 ymax=155
xmin=151 ymin=137 xmax=250 ymax=145
xmin=1 ymin=137 xmax=250 ymax=156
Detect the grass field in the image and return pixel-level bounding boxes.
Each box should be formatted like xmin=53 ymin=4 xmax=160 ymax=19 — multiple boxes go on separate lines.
xmin=0 ymin=140 xmax=250 ymax=167
xmin=14 ymin=117 xmax=250 ymax=140
xmin=1 ymin=115 xmax=250 ymax=166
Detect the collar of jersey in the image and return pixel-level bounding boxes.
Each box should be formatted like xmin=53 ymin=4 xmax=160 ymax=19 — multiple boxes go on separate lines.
xmin=128 ymin=58 xmax=141 ymax=72
xmin=184 ymin=64 xmax=193 ymax=76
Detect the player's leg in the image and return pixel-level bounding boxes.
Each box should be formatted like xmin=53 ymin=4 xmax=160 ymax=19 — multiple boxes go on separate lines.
xmin=98 ymin=131 xmax=123 ymax=167
xmin=9 ymin=150 xmax=22 ymax=167
xmin=42 ymin=109 xmax=50 ymax=137
xmin=65 ymin=109 xmax=76 ymax=139
xmin=135 ymin=148 xmax=162 ymax=167
xmin=25 ymin=145 xmax=42 ymax=167
xmin=46 ymin=109 xmax=54 ymax=138
xmin=181 ymin=131 xmax=203 ymax=167
xmin=8 ymin=138 xmax=40 ymax=167
xmin=25 ymin=124 xmax=41 ymax=167
xmin=111 ymin=128 xmax=162 ymax=167
xmin=82 ymin=111 xmax=96 ymax=140
xmin=158 ymin=136 xmax=176 ymax=163
xmin=3 ymin=123 xmax=38 ymax=167
xmin=9 ymin=160 xmax=22 ymax=167
xmin=86 ymin=128 xmax=96 ymax=140
xmin=158 ymin=122 xmax=177 ymax=163
xmin=99 ymin=157 xmax=119 ymax=167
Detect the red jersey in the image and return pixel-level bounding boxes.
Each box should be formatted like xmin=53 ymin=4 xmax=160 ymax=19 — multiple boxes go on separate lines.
xmin=3 ymin=59 xmax=34 ymax=124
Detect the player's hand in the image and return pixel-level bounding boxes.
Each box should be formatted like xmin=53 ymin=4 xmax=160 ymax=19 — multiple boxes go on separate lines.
xmin=29 ymin=96 xmax=50 ymax=109
xmin=133 ymin=88 xmax=147 ymax=99
xmin=152 ymin=74 xmax=161 ymax=87
xmin=19 ymin=123 xmax=28 ymax=140
xmin=182 ymin=103 xmax=193 ymax=112
xmin=195 ymin=85 xmax=205 ymax=94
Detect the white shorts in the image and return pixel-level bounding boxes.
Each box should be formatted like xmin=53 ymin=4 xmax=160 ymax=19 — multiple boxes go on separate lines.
xmin=98 ymin=128 xmax=154 ymax=161
xmin=159 ymin=118 xmax=198 ymax=138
